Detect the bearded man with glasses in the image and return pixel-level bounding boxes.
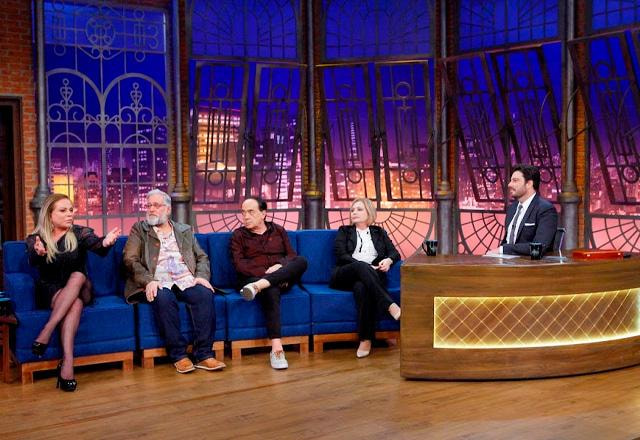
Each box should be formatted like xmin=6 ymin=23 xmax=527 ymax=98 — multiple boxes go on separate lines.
xmin=123 ymin=189 xmax=225 ymax=374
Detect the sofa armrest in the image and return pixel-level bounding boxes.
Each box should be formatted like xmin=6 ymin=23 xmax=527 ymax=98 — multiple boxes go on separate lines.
xmin=5 ymin=272 xmax=36 ymax=311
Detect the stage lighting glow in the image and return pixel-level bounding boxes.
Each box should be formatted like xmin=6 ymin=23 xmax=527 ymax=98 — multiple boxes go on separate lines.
xmin=433 ymin=288 xmax=640 ymax=349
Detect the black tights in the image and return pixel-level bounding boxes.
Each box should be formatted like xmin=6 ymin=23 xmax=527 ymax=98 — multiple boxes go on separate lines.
xmin=36 ymin=271 xmax=88 ymax=379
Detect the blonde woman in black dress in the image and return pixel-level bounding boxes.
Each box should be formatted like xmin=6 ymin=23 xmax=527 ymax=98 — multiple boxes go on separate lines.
xmin=27 ymin=193 xmax=120 ymax=390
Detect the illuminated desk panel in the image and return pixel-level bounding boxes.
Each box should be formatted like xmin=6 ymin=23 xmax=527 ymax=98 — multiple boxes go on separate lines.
xmin=400 ymin=254 xmax=640 ymax=379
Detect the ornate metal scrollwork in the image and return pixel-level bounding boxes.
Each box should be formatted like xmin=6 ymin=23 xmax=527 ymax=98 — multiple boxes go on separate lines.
xmin=44 ymin=0 xmax=170 ymax=234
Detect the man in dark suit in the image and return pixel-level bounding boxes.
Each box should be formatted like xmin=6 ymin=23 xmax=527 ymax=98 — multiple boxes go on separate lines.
xmin=488 ymin=164 xmax=558 ymax=256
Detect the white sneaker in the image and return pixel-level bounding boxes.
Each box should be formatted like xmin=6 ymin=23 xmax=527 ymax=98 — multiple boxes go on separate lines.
xmin=241 ymin=283 xmax=258 ymax=301
xmin=270 ymin=351 xmax=288 ymax=370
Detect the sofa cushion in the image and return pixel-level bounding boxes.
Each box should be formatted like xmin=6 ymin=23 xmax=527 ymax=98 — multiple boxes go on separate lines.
xmin=113 ymin=236 xmax=128 ymax=296
xmin=296 ymin=230 xmax=337 ymax=284
xmin=207 ymin=232 xmax=237 ymax=288
xmin=225 ymin=286 xmax=310 ymax=340
xmin=306 ymin=284 xmax=358 ymax=323
xmin=2 ymin=241 xmax=38 ymax=277
xmin=87 ymin=246 xmax=117 ymax=297
xmin=195 ymin=233 xmax=208 ymax=255
xmin=4 ymin=273 xmax=35 ymax=312
xmin=286 ymin=230 xmax=298 ymax=252
xmin=304 ymin=283 xmax=400 ymax=335
xmin=387 ymin=260 xmax=402 ymax=290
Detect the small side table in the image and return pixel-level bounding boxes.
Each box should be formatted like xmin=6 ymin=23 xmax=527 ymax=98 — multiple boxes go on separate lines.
xmin=0 ymin=314 xmax=17 ymax=383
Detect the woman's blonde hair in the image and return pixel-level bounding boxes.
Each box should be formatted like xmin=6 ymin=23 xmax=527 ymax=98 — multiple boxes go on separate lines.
xmin=32 ymin=193 xmax=77 ymax=263
xmin=350 ymin=198 xmax=377 ymax=226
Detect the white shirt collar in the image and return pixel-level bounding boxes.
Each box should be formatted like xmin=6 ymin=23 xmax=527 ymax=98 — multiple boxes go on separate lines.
xmin=518 ymin=192 xmax=536 ymax=214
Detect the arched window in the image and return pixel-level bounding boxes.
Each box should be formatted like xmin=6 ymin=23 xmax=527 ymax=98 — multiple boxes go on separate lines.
xmin=189 ymin=0 xmax=303 ymax=232
xmin=590 ymin=0 xmax=640 ymax=31
xmin=458 ymin=0 xmax=559 ymax=52
xmin=453 ymin=1 xmax=563 ymax=254
xmin=324 ymin=0 xmax=432 ymax=60
xmin=571 ymin=19 xmax=640 ymax=251
xmin=44 ymin=0 xmax=171 ymax=234
xmin=321 ymin=0 xmax=435 ymax=258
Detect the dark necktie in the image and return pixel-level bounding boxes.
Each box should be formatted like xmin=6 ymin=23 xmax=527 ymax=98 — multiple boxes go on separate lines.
xmin=508 ymin=204 xmax=523 ymax=244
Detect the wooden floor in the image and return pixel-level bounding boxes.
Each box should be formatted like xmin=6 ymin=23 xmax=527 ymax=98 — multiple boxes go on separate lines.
xmin=2 ymin=344 xmax=640 ymax=439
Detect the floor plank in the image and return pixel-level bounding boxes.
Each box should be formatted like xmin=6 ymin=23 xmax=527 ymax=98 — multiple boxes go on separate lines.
xmin=1 ymin=346 xmax=640 ymax=439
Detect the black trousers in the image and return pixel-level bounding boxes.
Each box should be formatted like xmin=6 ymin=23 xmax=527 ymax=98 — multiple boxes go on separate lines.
xmin=330 ymin=261 xmax=394 ymax=341
xmin=238 ymin=256 xmax=308 ymax=339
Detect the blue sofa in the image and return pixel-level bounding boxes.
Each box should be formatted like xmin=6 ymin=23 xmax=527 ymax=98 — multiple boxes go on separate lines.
xmin=2 ymin=241 xmax=135 ymax=384
xmin=2 ymin=229 xmax=402 ymax=380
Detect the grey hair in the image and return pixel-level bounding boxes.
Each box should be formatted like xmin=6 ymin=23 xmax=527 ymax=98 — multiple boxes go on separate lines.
xmin=147 ymin=189 xmax=172 ymax=206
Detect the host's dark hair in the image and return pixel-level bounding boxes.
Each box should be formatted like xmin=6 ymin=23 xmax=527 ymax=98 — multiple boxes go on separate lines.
xmin=512 ymin=164 xmax=541 ymax=191
xmin=244 ymin=196 xmax=267 ymax=211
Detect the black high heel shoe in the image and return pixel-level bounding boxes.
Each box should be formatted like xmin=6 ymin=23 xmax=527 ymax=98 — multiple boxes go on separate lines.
xmin=31 ymin=341 xmax=48 ymax=357
xmin=56 ymin=361 xmax=77 ymax=392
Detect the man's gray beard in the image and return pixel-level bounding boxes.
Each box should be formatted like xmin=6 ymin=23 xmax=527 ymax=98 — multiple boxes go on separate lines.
xmin=146 ymin=212 xmax=169 ymax=226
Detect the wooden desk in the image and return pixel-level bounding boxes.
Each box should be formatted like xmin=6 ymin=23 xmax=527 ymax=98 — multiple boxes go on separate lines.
xmin=400 ymin=254 xmax=640 ymax=379
xmin=0 ymin=314 xmax=17 ymax=383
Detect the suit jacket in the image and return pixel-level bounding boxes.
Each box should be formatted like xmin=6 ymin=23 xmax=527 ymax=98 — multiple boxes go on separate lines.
xmin=122 ymin=220 xmax=210 ymax=304
xmin=501 ymin=193 xmax=558 ymax=256
xmin=333 ymin=225 xmax=401 ymax=267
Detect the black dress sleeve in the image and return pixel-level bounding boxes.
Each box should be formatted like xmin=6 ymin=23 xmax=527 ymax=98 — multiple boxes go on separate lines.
xmin=26 ymin=234 xmax=47 ymax=267
xmin=75 ymin=226 xmax=111 ymax=256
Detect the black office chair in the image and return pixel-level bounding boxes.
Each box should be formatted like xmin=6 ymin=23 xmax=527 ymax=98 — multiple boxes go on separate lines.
xmin=553 ymin=227 xmax=566 ymax=252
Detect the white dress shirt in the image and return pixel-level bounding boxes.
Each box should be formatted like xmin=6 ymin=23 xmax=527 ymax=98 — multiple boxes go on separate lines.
xmin=352 ymin=227 xmax=378 ymax=264
xmin=501 ymin=192 xmax=536 ymax=252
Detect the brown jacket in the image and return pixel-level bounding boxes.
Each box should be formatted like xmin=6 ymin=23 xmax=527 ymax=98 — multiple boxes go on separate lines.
xmin=122 ymin=220 xmax=210 ymax=304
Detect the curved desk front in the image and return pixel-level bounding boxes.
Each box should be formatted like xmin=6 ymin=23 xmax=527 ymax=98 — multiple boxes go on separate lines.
xmin=400 ymin=254 xmax=640 ymax=379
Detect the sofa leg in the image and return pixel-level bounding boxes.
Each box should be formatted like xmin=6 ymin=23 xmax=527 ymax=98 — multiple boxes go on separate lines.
xmin=21 ymin=368 xmax=33 ymax=385
xmin=142 ymin=356 xmax=154 ymax=369
xmin=122 ymin=358 xmax=134 ymax=372
xmin=313 ymin=341 xmax=324 ymax=353
xmin=214 ymin=341 xmax=225 ymax=362
xmin=299 ymin=341 xmax=309 ymax=356
xmin=231 ymin=345 xmax=242 ymax=360
xmin=386 ymin=337 xmax=399 ymax=346
xmin=141 ymin=349 xmax=163 ymax=369
xmin=377 ymin=331 xmax=401 ymax=346
xmin=18 ymin=352 xmax=135 ymax=384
